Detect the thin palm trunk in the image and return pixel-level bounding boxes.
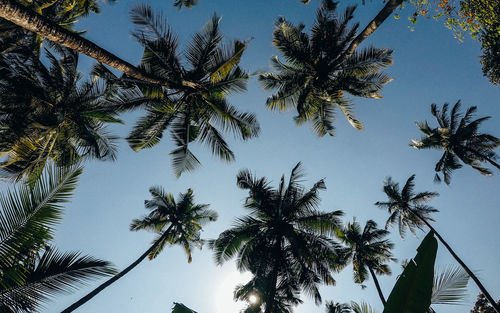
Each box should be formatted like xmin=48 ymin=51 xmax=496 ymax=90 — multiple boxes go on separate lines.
xmin=0 ymin=0 xmax=197 ymax=89
xmin=485 ymin=158 xmax=500 ymax=170
xmin=343 ymin=0 xmax=404 ymax=57
xmin=368 ymin=266 xmax=386 ymax=306
xmin=409 ymin=209 xmax=500 ymax=313
xmin=61 ymin=224 xmax=174 ymax=313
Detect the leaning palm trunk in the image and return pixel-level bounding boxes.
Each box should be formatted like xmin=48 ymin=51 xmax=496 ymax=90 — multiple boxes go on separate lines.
xmin=0 ymin=0 xmax=196 ymax=89
xmin=343 ymin=0 xmax=404 ymax=57
xmin=409 ymin=209 xmax=500 ymax=313
xmin=368 ymin=266 xmax=387 ymax=306
xmin=61 ymin=225 xmax=174 ymax=313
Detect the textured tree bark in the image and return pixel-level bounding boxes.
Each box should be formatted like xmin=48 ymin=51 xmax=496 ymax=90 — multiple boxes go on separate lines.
xmin=410 ymin=209 xmax=500 ymax=313
xmin=368 ymin=266 xmax=387 ymax=306
xmin=61 ymin=224 xmax=174 ymax=313
xmin=344 ymin=0 xmax=404 ymax=57
xmin=0 ymin=0 xmax=198 ymax=89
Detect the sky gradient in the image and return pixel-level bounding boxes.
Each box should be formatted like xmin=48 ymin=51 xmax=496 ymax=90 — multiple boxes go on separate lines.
xmin=13 ymin=0 xmax=499 ymax=312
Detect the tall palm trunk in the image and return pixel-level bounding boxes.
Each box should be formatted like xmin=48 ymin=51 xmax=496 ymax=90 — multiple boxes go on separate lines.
xmin=409 ymin=209 xmax=500 ymax=313
xmin=343 ymin=0 xmax=404 ymax=57
xmin=0 ymin=0 xmax=197 ymax=89
xmin=263 ymin=239 xmax=283 ymax=313
xmin=61 ymin=224 xmax=174 ymax=313
xmin=368 ymin=266 xmax=386 ymax=306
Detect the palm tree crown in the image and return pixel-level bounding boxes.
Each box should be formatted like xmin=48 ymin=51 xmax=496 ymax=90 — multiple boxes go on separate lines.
xmin=375 ymin=175 xmax=439 ymax=239
xmin=336 ymin=219 xmax=395 ymax=304
xmin=61 ymin=187 xmax=217 ymax=312
xmin=259 ymin=0 xmax=393 ymax=136
xmin=101 ymin=5 xmax=259 ymax=176
xmin=211 ymin=162 xmax=344 ymax=312
xmin=410 ymin=101 xmax=500 ymax=184
xmin=130 ymin=187 xmax=218 ymax=262
xmin=0 ymin=48 xmax=119 ymax=182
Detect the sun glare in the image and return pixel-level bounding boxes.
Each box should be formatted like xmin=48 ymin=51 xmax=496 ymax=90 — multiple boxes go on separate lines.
xmin=214 ymin=268 xmax=252 ymax=313
xmin=248 ymin=295 xmax=258 ymax=304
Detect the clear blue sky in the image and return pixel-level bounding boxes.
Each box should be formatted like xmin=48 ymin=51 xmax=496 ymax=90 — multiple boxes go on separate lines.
xmin=35 ymin=0 xmax=500 ymax=312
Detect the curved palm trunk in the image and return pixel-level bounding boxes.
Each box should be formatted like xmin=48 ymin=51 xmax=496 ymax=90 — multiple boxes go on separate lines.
xmin=368 ymin=266 xmax=386 ymax=306
xmin=61 ymin=224 xmax=174 ymax=313
xmin=410 ymin=209 xmax=500 ymax=313
xmin=343 ymin=0 xmax=404 ymax=57
xmin=0 ymin=0 xmax=197 ymax=89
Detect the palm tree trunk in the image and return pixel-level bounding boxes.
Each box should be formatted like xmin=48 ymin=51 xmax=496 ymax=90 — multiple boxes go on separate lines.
xmin=0 ymin=0 xmax=197 ymax=89
xmin=368 ymin=266 xmax=386 ymax=306
xmin=343 ymin=0 xmax=404 ymax=57
xmin=410 ymin=209 xmax=500 ymax=313
xmin=61 ymin=224 xmax=174 ymax=313
xmin=486 ymin=157 xmax=500 ymax=170
xmin=264 ymin=266 xmax=279 ymax=313
xmin=264 ymin=241 xmax=283 ymax=313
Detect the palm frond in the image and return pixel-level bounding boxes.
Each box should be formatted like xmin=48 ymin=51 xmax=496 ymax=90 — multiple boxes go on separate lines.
xmin=431 ymin=265 xmax=469 ymax=305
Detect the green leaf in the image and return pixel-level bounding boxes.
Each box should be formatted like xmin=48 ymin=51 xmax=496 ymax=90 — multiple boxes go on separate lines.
xmin=383 ymin=231 xmax=437 ymax=313
xmin=210 ymin=40 xmax=248 ymax=83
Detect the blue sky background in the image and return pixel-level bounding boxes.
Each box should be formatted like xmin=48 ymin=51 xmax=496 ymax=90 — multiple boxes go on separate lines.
xmin=18 ymin=0 xmax=500 ymax=312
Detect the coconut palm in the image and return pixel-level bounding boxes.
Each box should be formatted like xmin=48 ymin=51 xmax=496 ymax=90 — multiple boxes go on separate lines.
xmin=0 ymin=0 xmax=246 ymax=96
xmin=259 ymin=0 xmax=393 ymax=136
xmin=336 ymin=219 xmax=396 ymax=305
xmin=410 ymin=101 xmax=500 ymax=184
xmin=99 ymin=5 xmax=258 ymax=176
xmin=0 ymin=47 xmax=119 ymax=182
xmin=375 ymin=175 xmax=500 ymax=313
xmin=0 ymin=0 xmax=106 ymax=56
xmin=0 ymin=164 xmax=116 ymax=312
xmin=62 ymin=187 xmax=218 ymax=312
xmin=211 ymin=162 xmax=344 ymax=313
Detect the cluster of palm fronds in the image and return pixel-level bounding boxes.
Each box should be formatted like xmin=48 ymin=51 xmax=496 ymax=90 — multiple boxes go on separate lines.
xmin=0 ymin=0 xmax=499 ymax=312
xmin=0 ymin=165 xmax=116 ymax=312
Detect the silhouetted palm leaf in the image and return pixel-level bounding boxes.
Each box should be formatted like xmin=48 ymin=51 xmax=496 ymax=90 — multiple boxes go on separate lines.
xmin=411 ymin=101 xmax=500 ymax=184
xmin=259 ymin=1 xmax=392 ymax=136
xmin=0 ymin=248 xmax=116 ymax=313
xmin=211 ymin=163 xmax=343 ymax=312
xmin=0 ymin=48 xmax=119 ymax=182
xmin=107 ymin=5 xmax=259 ymax=176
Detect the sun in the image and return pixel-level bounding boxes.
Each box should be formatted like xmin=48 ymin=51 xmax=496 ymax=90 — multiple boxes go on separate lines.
xmin=214 ymin=266 xmax=252 ymax=313
xmin=248 ymin=294 xmax=258 ymax=304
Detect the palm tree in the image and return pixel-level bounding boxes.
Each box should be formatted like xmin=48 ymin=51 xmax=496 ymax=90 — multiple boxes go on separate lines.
xmin=0 ymin=164 xmax=116 ymax=312
xmin=211 ymin=162 xmax=344 ymax=313
xmin=336 ymin=219 xmax=396 ymax=306
xmin=101 ymin=5 xmax=259 ymax=176
xmin=0 ymin=0 xmax=106 ymax=56
xmin=375 ymin=175 xmax=500 ymax=313
xmin=0 ymin=0 xmax=215 ymax=88
xmin=410 ymin=101 xmax=500 ymax=184
xmin=62 ymin=187 xmax=218 ymax=312
xmin=259 ymin=1 xmax=393 ymax=136
xmin=0 ymin=47 xmax=119 ymax=182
